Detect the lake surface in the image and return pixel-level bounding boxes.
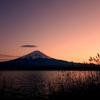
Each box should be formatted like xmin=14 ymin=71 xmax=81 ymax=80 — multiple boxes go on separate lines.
xmin=0 ymin=71 xmax=100 ymax=99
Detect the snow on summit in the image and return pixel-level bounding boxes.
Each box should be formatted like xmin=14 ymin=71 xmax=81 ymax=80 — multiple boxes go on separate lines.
xmin=21 ymin=50 xmax=52 ymax=59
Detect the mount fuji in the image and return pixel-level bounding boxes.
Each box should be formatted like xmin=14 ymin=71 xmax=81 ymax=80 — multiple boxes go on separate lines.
xmin=20 ymin=50 xmax=52 ymax=60
xmin=0 ymin=50 xmax=96 ymax=70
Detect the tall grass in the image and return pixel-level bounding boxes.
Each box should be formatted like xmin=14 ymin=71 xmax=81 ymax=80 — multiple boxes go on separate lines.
xmin=46 ymin=71 xmax=100 ymax=99
xmin=0 ymin=71 xmax=100 ymax=100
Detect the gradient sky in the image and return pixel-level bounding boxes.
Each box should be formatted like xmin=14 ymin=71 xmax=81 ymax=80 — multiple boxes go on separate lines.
xmin=0 ymin=0 xmax=100 ymax=63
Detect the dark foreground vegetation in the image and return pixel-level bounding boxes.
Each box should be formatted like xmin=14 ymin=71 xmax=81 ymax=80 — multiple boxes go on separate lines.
xmin=0 ymin=71 xmax=100 ymax=100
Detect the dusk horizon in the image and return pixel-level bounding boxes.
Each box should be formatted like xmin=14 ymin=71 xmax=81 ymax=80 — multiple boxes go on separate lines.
xmin=0 ymin=49 xmax=98 ymax=65
xmin=0 ymin=49 xmax=89 ymax=63
xmin=1 ymin=0 xmax=100 ymax=63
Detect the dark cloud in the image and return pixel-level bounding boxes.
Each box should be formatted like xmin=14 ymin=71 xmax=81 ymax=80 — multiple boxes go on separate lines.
xmin=21 ymin=45 xmax=37 ymax=48
xmin=0 ymin=54 xmax=19 ymax=58
xmin=0 ymin=59 xmax=11 ymax=62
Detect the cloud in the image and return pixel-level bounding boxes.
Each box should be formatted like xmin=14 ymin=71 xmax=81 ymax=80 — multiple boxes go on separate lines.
xmin=21 ymin=45 xmax=37 ymax=48
xmin=0 ymin=54 xmax=19 ymax=58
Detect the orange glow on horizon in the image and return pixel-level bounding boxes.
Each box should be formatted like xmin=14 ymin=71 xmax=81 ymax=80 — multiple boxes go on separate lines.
xmin=0 ymin=0 xmax=100 ymax=63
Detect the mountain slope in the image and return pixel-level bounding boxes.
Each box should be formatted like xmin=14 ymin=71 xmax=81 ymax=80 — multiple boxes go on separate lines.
xmin=0 ymin=50 xmax=97 ymax=70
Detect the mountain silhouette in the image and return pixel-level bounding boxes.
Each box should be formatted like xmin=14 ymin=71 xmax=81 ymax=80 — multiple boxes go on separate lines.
xmin=0 ymin=50 xmax=98 ymax=70
xmin=20 ymin=50 xmax=52 ymax=59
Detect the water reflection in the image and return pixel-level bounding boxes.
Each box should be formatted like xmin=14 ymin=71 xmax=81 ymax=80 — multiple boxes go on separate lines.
xmin=0 ymin=71 xmax=100 ymax=86
xmin=0 ymin=71 xmax=100 ymax=99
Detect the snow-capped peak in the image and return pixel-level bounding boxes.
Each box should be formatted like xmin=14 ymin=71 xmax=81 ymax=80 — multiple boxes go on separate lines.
xmin=21 ymin=50 xmax=52 ymax=59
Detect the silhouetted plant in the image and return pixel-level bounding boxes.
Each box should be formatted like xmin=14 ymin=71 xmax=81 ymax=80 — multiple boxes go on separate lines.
xmin=89 ymin=53 xmax=100 ymax=64
xmin=0 ymin=71 xmax=100 ymax=99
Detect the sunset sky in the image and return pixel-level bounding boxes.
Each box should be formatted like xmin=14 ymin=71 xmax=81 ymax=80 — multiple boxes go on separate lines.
xmin=0 ymin=0 xmax=100 ymax=63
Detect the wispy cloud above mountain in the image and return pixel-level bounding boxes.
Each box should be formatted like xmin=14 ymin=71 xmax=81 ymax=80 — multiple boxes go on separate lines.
xmin=21 ymin=45 xmax=37 ymax=48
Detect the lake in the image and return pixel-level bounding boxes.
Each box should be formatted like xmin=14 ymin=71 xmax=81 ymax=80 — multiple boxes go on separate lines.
xmin=0 ymin=71 xmax=100 ymax=99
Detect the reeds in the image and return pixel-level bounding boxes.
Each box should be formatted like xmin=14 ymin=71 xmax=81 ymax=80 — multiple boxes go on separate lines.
xmin=89 ymin=53 xmax=100 ymax=64
xmin=0 ymin=71 xmax=100 ymax=100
